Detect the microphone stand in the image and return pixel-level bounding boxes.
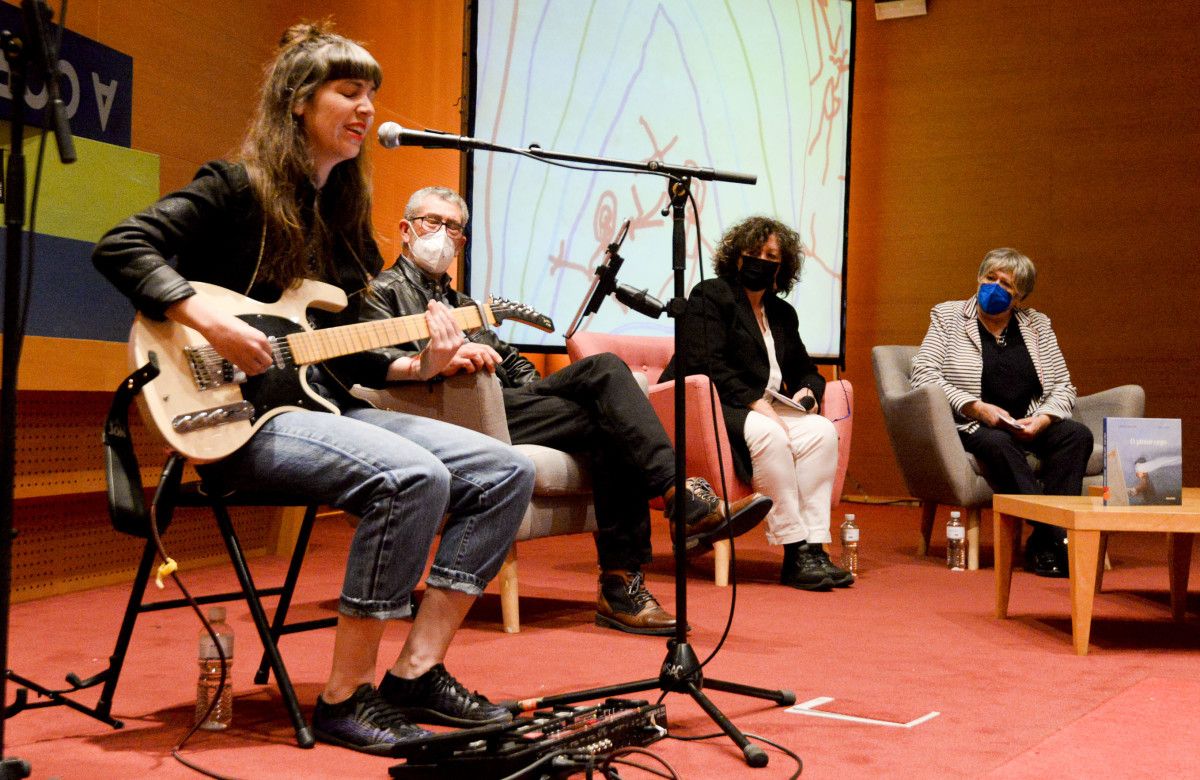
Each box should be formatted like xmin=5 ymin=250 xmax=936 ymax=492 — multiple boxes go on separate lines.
xmin=2 ymin=3 xmax=75 ymax=777
xmin=449 ymin=136 xmax=794 ymax=768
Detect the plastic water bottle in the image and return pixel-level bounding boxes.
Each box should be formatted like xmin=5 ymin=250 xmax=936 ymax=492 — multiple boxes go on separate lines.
xmin=195 ymin=606 xmax=234 ymax=730
xmin=946 ymin=511 xmax=966 ymax=571
xmin=839 ymin=513 xmax=859 ymax=574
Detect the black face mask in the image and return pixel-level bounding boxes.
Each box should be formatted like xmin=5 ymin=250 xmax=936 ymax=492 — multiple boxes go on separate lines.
xmin=738 ymin=256 xmax=777 ymax=292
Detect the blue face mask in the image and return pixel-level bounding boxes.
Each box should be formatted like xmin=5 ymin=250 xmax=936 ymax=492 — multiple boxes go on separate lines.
xmin=977 ymin=282 xmax=1013 ymax=315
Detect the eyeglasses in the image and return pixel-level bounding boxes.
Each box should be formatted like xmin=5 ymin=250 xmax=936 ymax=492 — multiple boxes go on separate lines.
xmin=410 ymin=214 xmax=465 ymax=237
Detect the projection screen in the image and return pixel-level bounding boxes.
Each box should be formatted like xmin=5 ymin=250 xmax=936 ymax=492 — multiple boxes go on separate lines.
xmin=466 ymin=0 xmax=854 ymax=362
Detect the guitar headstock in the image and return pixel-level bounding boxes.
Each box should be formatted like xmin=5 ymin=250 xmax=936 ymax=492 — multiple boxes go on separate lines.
xmin=488 ymin=297 xmax=555 ymax=334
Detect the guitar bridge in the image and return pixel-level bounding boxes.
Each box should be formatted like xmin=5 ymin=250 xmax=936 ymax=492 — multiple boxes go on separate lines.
xmin=171 ymin=401 xmax=256 ymax=433
xmin=185 ymin=345 xmax=252 ymax=390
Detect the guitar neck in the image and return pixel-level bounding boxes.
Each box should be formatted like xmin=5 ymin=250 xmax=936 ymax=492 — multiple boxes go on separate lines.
xmin=287 ymin=304 xmax=490 ymax=365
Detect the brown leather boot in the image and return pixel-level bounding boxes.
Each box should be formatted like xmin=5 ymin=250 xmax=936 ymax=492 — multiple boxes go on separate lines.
xmin=665 ymin=477 xmax=773 ymax=553
xmin=595 ymin=571 xmax=677 ymax=636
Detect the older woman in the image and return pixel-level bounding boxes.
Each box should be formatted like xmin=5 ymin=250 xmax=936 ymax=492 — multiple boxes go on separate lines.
xmin=911 ymin=248 xmax=1093 ymax=577
xmin=661 ymin=216 xmax=851 ymax=591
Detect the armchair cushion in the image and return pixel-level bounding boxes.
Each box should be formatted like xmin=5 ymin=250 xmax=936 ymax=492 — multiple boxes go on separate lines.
xmin=519 ymin=444 xmax=592 ymax=495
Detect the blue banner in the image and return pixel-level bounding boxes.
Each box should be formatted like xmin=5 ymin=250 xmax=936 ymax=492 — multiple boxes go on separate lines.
xmin=0 ymin=3 xmax=133 ymax=147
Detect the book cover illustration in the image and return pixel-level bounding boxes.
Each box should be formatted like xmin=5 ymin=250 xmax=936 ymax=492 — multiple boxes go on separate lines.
xmin=1102 ymin=417 xmax=1182 ymax=506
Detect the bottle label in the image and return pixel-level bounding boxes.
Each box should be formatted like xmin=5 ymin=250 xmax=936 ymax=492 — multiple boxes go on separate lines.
xmin=842 ymin=528 xmax=859 ymax=543
xmin=199 ymin=634 xmax=234 ymax=660
xmin=946 ymin=525 xmax=965 ymax=541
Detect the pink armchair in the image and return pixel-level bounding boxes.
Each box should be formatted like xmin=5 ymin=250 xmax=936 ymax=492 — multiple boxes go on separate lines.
xmin=566 ymin=332 xmax=853 ymax=585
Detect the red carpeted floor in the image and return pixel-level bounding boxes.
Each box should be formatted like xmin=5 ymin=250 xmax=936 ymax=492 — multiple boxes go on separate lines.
xmin=6 ymin=502 xmax=1200 ymax=778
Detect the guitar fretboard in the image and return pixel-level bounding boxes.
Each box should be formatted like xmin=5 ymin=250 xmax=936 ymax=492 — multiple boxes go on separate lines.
xmin=286 ymin=305 xmax=490 ymax=365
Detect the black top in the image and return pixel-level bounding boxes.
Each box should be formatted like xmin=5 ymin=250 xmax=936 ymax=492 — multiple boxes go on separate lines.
xmin=92 ymin=160 xmax=391 ymax=408
xmin=978 ymin=319 xmax=1042 ymax=422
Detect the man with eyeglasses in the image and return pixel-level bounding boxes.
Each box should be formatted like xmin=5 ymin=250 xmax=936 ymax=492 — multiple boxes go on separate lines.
xmin=359 ymin=186 xmax=771 ymax=636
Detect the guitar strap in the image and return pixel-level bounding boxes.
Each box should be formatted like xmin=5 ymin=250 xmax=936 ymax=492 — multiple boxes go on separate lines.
xmin=243 ymin=222 xmax=267 ymax=295
xmin=103 ymin=361 xmax=184 ymax=538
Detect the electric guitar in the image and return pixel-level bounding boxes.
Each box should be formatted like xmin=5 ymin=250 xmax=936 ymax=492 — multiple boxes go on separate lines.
xmin=129 ymin=279 xmax=553 ymax=463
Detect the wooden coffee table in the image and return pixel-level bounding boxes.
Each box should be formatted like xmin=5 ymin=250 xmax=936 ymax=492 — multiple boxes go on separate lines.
xmin=993 ymin=488 xmax=1200 ymax=655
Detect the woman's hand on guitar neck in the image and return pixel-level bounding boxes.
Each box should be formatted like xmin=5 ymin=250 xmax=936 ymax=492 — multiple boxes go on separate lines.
xmin=167 ymin=295 xmax=275 ymax=375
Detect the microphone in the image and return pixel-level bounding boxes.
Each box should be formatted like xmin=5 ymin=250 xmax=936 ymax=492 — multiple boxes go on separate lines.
xmin=22 ymin=0 xmax=76 ymax=164
xmin=378 ymin=121 xmax=492 ymax=151
xmin=614 ymin=284 xmax=664 ymax=320
xmin=798 ymin=395 xmax=816 ymax=412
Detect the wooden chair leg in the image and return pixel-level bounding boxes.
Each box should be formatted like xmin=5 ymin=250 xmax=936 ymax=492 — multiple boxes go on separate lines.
xmin=713 ymin=539 xmax=730 ymax=587
xmin=499 ymin=546 xmax=520 ymax=634
xmin=966 ymin=506 xmax=981 ymax=571
xmin=918 ymin=501 xmax=936 ymax=557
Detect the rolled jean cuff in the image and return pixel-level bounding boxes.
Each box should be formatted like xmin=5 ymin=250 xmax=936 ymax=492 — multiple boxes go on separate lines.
xmin=338 ymin=594 xmax=413 ymax=621
xmin=427 ymin=566 xmax=487 ymax=597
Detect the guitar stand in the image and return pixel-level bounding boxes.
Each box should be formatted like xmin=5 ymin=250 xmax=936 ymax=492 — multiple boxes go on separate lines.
xmin=3 ymin=669 xmax=123 ymax=729
xmin=504 ymin=179 xmax=795 ymax=769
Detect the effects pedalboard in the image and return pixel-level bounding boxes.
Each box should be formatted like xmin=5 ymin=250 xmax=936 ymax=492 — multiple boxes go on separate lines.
xmin=387 ymin=698 xmax=668 ymax=779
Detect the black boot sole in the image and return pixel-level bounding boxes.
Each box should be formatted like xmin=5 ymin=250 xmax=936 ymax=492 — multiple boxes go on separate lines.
xmin=780 ymin=575 xmax=835 ymax=591
xmin=684 ymin=495 xmax=774 ymax=555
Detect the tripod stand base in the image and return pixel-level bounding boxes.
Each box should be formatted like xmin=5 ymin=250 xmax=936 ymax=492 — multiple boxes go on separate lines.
xmin=506 ymin=641 xmax=795 ymax=768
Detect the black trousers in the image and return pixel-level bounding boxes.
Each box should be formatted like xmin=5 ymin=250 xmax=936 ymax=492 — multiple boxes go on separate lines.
xmin=503 ymin=353 xmax=676 ymax=571
xmin=960 ymin=417 xmax=1094 ymax=542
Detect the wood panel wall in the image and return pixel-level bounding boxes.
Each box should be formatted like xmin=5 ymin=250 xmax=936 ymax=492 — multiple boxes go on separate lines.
xmin=846 ymin=0 xmax=1200 ymax=495
xmin=11 ymin=0 xmax=1200 ymax=602
xmin=8 ymin=0 xmax=466 ymax=599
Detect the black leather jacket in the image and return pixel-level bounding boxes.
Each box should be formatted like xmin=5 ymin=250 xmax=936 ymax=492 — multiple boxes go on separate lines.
xmin=92 ymin=160 xmax=392 ymax=403
xmin=360 ymin=256 xmax=541 ymax=389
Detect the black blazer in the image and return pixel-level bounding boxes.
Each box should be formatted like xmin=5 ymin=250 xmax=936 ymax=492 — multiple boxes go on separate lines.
xmin=660 ymin=275 xmax=824 ymax=482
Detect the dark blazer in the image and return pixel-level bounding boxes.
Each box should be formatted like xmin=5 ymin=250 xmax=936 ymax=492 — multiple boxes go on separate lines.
xmin=660 ymin=275 xmax=824 ymax=482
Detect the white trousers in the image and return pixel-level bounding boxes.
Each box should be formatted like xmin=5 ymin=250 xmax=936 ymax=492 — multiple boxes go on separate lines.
xmin=743 ymin=404 xmax=839 ymax=546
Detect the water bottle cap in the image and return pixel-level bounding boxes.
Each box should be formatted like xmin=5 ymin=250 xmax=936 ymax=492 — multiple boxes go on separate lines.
xmin=207 ymin=606 xmax=226 ymax=622
xmin=844 ymin=513 xmax=856 ymax=521
xmin=950 ymin=511 xmax=961 ymax=519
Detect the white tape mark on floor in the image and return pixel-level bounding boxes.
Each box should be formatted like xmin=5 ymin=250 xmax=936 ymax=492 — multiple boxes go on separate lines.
xmin=786 ymin=697 xmax=940 ymax=728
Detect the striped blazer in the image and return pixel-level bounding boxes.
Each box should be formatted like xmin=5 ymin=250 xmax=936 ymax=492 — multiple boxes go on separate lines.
xmin=910 ymin=298 xmax=1077 ymax=434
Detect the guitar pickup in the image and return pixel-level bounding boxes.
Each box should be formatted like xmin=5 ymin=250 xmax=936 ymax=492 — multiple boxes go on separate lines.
xmin=171 ymin=401 xmax=256 ymax=433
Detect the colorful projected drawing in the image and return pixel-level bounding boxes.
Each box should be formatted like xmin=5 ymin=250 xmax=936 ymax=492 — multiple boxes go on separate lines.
xmin=470 ymin=0 xmax=853 ymax=357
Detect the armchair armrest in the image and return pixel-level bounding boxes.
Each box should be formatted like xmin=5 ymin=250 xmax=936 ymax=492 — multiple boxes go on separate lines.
xmin=881 ymin=383 xmax=990 ymax=506
xmin=351 ymin=374 xmax=513 ymax=444
xmin=647 ymin=375 xmax=750 ymax=501
xmin=822 ymin=379 xmax=854 ymax=502
xmin=1073 ymin=385 xmax=1146 ymax=439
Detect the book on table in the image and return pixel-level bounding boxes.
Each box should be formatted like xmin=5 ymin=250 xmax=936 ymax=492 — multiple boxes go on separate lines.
xmin=1102 ymin=417 xmax=1182 ymax=506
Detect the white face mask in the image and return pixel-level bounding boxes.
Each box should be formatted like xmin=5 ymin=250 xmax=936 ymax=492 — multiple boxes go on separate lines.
xmin=408 ymin=223 xmax=457 ymax=275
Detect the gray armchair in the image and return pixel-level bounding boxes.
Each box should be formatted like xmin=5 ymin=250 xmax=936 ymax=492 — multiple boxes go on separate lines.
xmin=871 ymin=345 xmax=1145 ymax=569
xmin=353 ymin=373 xmax=596 ymax=632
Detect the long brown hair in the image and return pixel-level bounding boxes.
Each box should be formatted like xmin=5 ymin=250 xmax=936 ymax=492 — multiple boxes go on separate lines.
xmin=240 ymin=21 xmax=382 ymax=289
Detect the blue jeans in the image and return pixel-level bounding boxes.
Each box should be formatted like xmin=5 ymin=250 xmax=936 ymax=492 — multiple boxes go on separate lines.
xmin=205 ymin=407 xmax=535 ymax=619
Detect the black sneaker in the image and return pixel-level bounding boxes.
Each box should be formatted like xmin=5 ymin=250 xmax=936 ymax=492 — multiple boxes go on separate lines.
xmin=780 ymin=544 xmax=834 ymax=591
xmin=380 ymin=664 xmax=513 ymax=727
xmin=312 ymin=683 xmax=432 ymax=756
xmin=807 ymin=545 xmax=855 ymax=587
